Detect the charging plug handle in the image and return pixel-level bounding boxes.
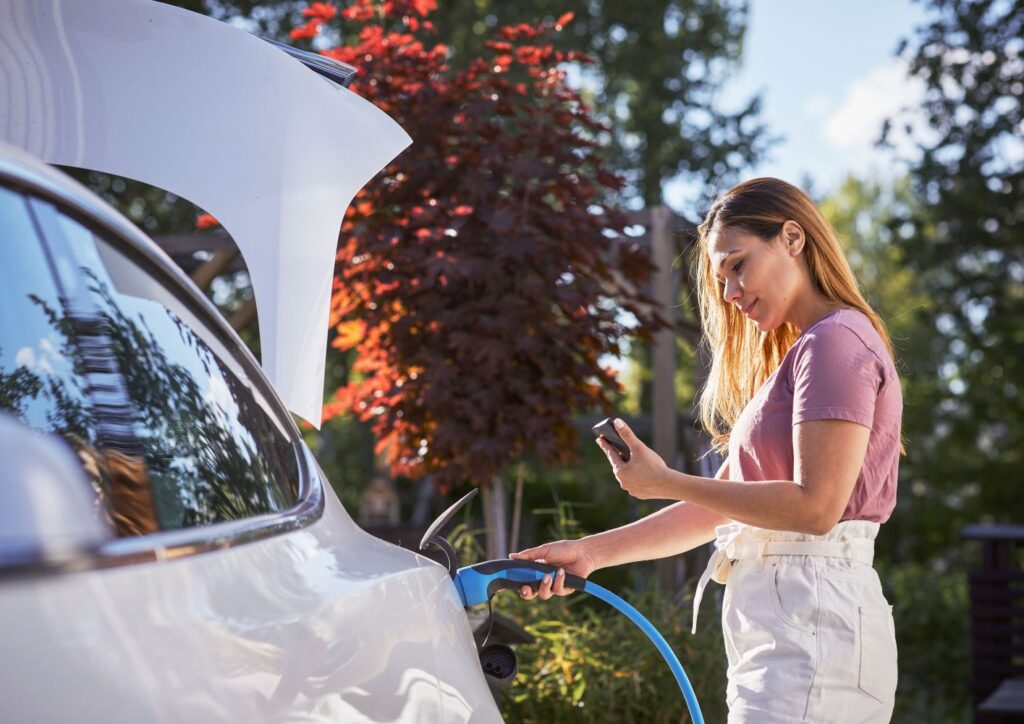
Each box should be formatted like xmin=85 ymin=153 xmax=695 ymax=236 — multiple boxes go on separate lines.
xmin=472 ymin=559 xmax=587 ymax=599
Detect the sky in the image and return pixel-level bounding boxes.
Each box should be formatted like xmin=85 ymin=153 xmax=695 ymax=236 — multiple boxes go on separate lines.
xmin=663 ymin=0 xmax=932 ymax=214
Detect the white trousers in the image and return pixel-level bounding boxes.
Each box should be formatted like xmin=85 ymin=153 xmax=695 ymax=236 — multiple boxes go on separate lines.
xmin=692 ymin=520 xmax=897 ymax=723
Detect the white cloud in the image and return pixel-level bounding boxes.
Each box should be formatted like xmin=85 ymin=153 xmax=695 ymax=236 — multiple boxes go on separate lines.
xmin=14 ymin=343 xmax=56 ymax=375
xmin=822 ymin=59 xmax=933 ymax=173
xmin=14 ymin=347 xmax=36 ymax=368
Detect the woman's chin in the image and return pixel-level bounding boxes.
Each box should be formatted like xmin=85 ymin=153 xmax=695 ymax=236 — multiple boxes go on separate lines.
xmin=752 ymin=311 xmax=779 ymax=332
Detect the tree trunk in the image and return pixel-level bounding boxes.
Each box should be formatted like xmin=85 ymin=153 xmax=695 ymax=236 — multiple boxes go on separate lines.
xmin=480 ymin=474 xmax=508 ymax=560
xmin=411 ymin=475 xmax=434 ymax=526
xmin=509 ymin=463 xmax=525 ymax=554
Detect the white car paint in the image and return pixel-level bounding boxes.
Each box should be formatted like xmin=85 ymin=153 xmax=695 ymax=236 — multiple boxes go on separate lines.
xmin=0 ymin=473 xmax=500 ymax=722
xmin=0 ymin=0 xmax=412 ymax=427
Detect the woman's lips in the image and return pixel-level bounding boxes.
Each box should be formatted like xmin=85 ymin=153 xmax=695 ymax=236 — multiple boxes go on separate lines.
xmin=743 ymin=300 xmax=758 ymax=316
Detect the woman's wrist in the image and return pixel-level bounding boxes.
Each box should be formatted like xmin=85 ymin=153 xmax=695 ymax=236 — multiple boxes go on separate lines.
xmin=579 ymin=534 xmax=608 ymax=573
xmin=658 ymin=464 xmax=688 ymax=500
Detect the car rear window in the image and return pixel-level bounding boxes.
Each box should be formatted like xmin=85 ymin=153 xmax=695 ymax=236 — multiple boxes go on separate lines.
xmin=31 ymin=198 xmax=300 ymax=533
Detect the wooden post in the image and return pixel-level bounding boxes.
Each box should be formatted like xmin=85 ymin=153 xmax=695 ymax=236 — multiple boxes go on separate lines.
xmin=229 ymin=297 xmax=257 ymax=332
xmin=650 ymin=205 xmax=677 ymax=467
xmin=649 ymin=205 xmax=680 ymax=596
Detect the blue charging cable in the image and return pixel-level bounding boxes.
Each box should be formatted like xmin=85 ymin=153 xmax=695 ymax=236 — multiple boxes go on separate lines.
xmin=455 ymin=560 xmax=705 ymax=724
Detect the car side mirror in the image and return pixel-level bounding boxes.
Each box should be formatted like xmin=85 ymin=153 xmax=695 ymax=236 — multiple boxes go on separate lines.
xmin=0 ymin=413 xmax=113 ymax=568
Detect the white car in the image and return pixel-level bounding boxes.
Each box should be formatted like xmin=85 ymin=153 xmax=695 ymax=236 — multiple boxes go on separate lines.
xmin=0 ymin=1 xmax=503 ymax=721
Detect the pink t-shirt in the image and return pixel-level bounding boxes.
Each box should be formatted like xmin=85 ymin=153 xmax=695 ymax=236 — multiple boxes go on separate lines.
xmin=727 ymin=308 xmax=902 ymax=523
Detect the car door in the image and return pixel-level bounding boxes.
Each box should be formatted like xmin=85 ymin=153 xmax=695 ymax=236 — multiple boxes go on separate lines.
xmin=0 ymin=165 xmax=500 ymax=723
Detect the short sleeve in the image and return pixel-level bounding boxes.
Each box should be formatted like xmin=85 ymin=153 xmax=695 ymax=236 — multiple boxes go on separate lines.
xmin=790 ymin=322 xmax=885 ymax=429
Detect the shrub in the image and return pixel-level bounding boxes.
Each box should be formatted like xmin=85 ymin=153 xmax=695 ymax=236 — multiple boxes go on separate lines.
xmin=877 ymin=560 xmax=972 ymax=723
xmin=497 ymin=579 xmax=728 ymax=723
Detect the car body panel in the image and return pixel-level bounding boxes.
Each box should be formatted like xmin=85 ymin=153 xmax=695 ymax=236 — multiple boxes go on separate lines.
xmin=0 ymin=0 xmax=412 ymax=426
xmin=0 ymin=460 xmax=500 ymax=723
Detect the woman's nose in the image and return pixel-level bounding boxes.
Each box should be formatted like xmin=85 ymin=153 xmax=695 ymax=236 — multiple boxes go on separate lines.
xmin=722 ymin=278 xmax=741 ymax=304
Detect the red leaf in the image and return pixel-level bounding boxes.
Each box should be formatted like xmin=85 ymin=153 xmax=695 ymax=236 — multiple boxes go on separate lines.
xmin=290 ymin=20 xmax=322 ymax=40
xmin=303 ymin=2 xmax=337 ymax=21
xmin=493 ymin=54 xmax=513 ymax=71
xmin=515 ymin=46 xmax=543 ymax=65
xmin=195 ymin=213 xmax=220 ymax=229
xmin=332 ymin=320 xmax=366 ymax=350
xmin=342 ymin=3 xmax=375 ymax=21
xmin=412 ymin=0 xmax=436 ymax=17
xmin=556 ymin=12 xmax=574 ymax=29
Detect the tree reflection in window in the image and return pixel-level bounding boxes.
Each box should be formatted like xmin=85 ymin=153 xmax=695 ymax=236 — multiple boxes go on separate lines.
xmin=35 ymin=201 xmax=301 ymax=532
xmin=80 ymin=250 xmax=300 ymax=530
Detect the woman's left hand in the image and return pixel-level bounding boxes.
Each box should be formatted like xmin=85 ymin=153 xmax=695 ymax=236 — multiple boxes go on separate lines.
xmin=597 ymin=419 xmax=672 ymax=500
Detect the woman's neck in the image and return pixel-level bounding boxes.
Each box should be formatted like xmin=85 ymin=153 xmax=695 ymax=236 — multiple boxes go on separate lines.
xmin=790 ymin=294 xmax=846 ymax=333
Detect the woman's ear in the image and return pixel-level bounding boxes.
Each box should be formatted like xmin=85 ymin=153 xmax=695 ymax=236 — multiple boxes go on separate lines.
xmin=781 ymin=220 xmax=806 ymax=256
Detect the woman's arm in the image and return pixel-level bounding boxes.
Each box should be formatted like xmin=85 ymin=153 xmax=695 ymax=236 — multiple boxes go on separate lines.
xmin=581 ymin=458 xmax=732 ymax=571
xmin=602 ymin=418 xmax=870 ymax=535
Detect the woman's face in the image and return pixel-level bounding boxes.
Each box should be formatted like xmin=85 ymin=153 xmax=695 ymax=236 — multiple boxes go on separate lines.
xmin=708 ymin=221 xmax=808 ymax=332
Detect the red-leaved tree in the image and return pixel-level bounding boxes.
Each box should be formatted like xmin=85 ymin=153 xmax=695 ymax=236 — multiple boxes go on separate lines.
xmin=298 ymin=0 xmax=667 ymax=496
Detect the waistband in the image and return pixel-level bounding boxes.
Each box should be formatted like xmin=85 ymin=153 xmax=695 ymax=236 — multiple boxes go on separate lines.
xmin=690 ymin=520 xmax=878 ymax=635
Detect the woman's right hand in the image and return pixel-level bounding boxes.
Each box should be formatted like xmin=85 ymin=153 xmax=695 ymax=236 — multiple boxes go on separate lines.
xmin=508 ymin=539 xmax=599 ymax=600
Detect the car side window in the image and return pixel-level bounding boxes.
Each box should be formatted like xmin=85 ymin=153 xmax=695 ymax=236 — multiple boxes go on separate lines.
xmin=0 ymin=185 xmax=113 ymax=523
xmin=31 ymin=198 xmax=301 ymax=533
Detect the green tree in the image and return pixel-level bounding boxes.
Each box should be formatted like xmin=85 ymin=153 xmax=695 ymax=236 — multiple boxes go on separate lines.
xmin=425 ymin=0 xmax=775 ymax=206
xmin=819 ymin=175 xmax=946 ymax=562
xmin=821 ymin=175 xmax=976 ymax=723
xmin=879 ymin=0 xmax=1024 ymax=561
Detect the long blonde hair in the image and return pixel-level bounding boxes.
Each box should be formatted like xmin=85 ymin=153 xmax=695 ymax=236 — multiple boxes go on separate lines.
xmin=694 ymin=177 xmax=899 ymax=455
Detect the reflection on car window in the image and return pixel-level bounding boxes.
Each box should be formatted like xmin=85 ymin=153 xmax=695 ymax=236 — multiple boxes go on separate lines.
xmin=37 ymin=202 xmax=299 ymax=532
xmin=0 ymin=186 xmax=114 ymax=527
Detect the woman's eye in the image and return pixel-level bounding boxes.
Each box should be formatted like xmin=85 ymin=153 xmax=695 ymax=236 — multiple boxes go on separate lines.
xmin=732 ymin=260 xmax=743 ymax=273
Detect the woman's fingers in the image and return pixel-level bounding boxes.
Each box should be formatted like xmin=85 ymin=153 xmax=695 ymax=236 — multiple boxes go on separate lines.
xmin=519 ymin=568 xmax=570 ymax=600
xmin=509 ymin=543 xmax=548 ymax=561
xmin=511 ymin=541 xmax=575 ymax=600
xmin=519 ymin=575 xmax=550 ymax=600
xmin=613 ymin=418 xmax=639 ymax=450
xmin=539 ymin=573 xmax=554 ymax=600
xmin=597 ymin=437 xmax=625 ymax=468
xmin=551 ymin=567 xmax=568 ymax=595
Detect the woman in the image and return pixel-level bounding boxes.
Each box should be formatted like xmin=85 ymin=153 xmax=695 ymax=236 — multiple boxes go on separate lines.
xmin=510 ymin=177 xmax=902 ymax=723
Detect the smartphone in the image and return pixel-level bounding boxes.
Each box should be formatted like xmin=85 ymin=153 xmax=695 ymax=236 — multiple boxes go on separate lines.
xmin=591 ymin=418 xmax=630 ymax=461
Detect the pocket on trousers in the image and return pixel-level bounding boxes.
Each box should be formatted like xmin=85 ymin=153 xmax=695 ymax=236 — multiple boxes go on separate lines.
xmin=858 ymin=605 xmax=898 ymax=704
xmin=768 ymin=563 xmax=817 ymax=635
